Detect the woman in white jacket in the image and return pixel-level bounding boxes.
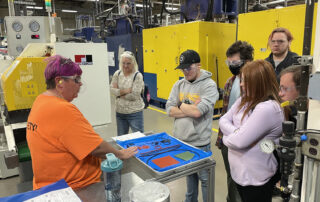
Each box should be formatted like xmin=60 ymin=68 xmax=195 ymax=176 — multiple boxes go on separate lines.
xmin=110 ymin=51 xmax=145 ymax=136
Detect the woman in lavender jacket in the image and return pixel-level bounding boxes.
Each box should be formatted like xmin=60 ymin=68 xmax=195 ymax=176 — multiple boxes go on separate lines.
xmin=219 ymin=60 xmax=284 ymax=202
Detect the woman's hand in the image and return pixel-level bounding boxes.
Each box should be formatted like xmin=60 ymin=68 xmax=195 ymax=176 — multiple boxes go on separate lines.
xmin=112 ymin=83 xmax=118 ymax=88
xmin=117 ymin=146 xmax=138 ymax=160
xmin=120 ymin=88 xmax=132 ymax=96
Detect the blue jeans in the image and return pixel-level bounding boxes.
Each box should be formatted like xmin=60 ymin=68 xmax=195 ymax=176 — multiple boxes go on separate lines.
xmin=185 ymin=144 xmax=211 ymax=202
xmin=116 ymin=111 xmax=144 ymax=136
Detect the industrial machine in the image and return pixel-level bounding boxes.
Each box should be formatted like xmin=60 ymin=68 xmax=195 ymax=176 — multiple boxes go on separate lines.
xmin=143 ymin=21 xmax=236 ymax=108
xmin=4 ymin=16 xmax=63 ymax=57
xmin=0 ymin=42 xmax=112 ymax=184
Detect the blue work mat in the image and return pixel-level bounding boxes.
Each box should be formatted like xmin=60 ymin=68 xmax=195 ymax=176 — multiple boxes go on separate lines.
xmin=116 ymin=132 xmax=212 ymax=172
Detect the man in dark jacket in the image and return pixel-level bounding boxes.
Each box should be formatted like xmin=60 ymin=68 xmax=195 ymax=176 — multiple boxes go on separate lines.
xmin=265 ymin=27 xmax=299 ymax=76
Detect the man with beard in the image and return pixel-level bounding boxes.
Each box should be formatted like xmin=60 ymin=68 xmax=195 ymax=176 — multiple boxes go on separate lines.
xmin=265 ymin=27 xmax=299 ymax=76
xmin=216 ymin=41 xmax=254 ymax=202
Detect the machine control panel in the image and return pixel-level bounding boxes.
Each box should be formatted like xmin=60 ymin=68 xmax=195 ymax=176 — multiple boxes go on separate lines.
xmin=12 ymin=21 xmax=23 ymax=32
xmin=29 ymin=20 xmax=40 ymax=32
xmin=302 ymin=133 xmax=320 ymax=160
xmin=4 ymin=16 xmax=62 ymax=57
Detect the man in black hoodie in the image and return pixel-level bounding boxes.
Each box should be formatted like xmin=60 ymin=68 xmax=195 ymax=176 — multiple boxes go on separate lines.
xmin=265 ymin=27 xmax=298 ymax=76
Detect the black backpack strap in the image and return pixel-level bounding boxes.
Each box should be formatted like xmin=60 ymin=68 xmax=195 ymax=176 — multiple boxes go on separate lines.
xmin=133 ymin=71 xmax=140 ymax=81
xmin=116 ymin=70 xmax=121 ymax=85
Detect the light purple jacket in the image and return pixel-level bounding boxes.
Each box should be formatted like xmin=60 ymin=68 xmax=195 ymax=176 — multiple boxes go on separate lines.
xmin=220 ymin=98 xmax=284 ymax=186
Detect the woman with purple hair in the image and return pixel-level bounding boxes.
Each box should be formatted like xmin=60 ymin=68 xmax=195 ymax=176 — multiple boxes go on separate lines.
xmin=26 ymin=55 xmax=137 ymax=201
xmin=111 ymin=51 xmax=145 ymax=135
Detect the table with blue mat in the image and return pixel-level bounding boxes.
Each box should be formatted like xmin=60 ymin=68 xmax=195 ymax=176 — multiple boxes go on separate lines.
xmin=116 ymin=132 xmax=216 ymax=202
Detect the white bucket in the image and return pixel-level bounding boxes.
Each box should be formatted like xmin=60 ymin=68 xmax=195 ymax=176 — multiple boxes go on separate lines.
xmin=129 ymin=181 xmax=170 ymax=202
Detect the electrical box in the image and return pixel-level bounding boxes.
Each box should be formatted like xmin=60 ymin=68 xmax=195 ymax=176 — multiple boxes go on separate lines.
xmin=4 ymin=16 xmax=63 ymax=57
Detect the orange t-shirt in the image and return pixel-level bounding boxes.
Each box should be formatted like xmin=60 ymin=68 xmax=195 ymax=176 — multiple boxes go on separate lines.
xmin=26 ymin=94 xmax=103 ymax=190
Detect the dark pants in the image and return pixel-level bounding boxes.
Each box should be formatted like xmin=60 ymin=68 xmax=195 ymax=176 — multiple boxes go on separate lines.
xmin=221 ymin=142 xmax=242 ymax=202
xmin=236 ymin=175 xmax=276 ymax=202
xmin=116 ymin=111 xmax=144 ymax=136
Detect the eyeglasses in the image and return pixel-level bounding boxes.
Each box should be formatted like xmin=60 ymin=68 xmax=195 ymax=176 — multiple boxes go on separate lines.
xmin=279 ymin=85 xmax=295 ymax=93
xmin=225 ymin=60 xmax=244 ymax=67
xmin=181 ymin=64 xmax=197 ymax=73
xmin=271 ymin=40 xmax=286 ymax=44
xmin=61 ymin=75 xmax=82 ymax=84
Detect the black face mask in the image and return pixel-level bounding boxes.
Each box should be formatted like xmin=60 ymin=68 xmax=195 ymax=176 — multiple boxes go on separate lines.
xmin=229 ymin=64 xmax=242 ymax=76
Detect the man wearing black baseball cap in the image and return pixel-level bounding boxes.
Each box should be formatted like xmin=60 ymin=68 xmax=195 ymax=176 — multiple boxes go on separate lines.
xmin=166 ymin=49 xmax=219 ymax=202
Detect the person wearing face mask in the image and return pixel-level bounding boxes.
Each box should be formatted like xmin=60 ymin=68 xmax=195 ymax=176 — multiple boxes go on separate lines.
xmin=216 ymin=41 xmax=254 ymax=202
xmin=265 ymin=27 xmax=299 ymax=76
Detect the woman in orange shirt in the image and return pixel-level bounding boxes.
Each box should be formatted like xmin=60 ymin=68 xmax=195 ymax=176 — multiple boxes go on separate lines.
xmin=27 ymin=55 xmax=137 ymax=202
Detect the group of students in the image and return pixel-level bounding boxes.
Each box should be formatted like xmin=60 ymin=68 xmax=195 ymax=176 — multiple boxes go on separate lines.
xmin=217 ymin=27 xmax=300 ymax=202
xmin=165 ymin=27 xmax=301 ymax=202
xmin=25 ymin=26 xmax=301 ymax=202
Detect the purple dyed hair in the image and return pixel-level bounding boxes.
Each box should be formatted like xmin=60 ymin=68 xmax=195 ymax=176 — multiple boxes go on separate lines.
xmin=44 ymin=55 xmax=82 ymax=80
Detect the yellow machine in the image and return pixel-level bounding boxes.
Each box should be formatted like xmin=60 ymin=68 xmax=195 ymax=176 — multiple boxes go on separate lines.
xmin=143 ymin=21 xmax=236 ymax=109
xmin=238 ymin=3 xmax=318 ymax=59
xmin=1 ymin=57 xmax=47 ymax=114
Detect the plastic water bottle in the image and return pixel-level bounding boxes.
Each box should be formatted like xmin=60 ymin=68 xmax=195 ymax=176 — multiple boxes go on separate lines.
xmin=101 ymin=153 xmax=123 ymax=202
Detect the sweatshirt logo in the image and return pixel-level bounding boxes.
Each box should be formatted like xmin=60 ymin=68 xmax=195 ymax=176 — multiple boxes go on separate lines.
xmin=179 ymin=93 xmax=200 ymax=104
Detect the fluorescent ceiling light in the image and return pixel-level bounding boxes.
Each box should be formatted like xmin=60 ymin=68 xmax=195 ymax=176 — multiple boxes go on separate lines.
xmin=62 ymin=9 xmax=78 ymax=13
xmin=152 ymin=2 xmax=180 ymax=6
xmin=26 ymin=6 xmax=43 ymax=9
xmin=165 ymin=7 xmax=178 ymax=11
xmin=165 ymin=3 xmax=180 ymax=6
xmin=135 ymin=4 xmax=150 ymax=8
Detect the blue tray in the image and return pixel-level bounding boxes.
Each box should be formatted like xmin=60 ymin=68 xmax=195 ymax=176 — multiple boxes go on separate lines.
xmin=116 ymin=132 xmax=212 ymax=172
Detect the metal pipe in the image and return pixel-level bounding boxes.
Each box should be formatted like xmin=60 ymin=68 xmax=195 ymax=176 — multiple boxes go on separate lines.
xmin=238 ymin=0 xmax=247 ymax=14
xmin=95 ymin=0 xmax=99 ymax=16
xmin=313 ymin=0 xmax=320 ymax=71
xmin=300 ymin=156 xmax=308 ymax=202
xmin=8 ymin=0 xmax=15 ymax=16
xmin=303 ymin=0 xmax=315 ymax=55
xmin=290 ymin=147 xmax=303 ymax=202
xmin=296 ymin=111 xmax=306 ymax=130
xmin=262 ymin=0 xmax=293 ymax=6
xmin=118 ymin=0 xmax=121 ymax=14
xmin=315 ymin=162 xmax=320 ymax=201
xmin=305 ymin=158 xmax=314 ymax=202
xmin=52 ymin=0 xmax=55 ymax=13
xmin=143 ymin=0 xmax=148 ymax=28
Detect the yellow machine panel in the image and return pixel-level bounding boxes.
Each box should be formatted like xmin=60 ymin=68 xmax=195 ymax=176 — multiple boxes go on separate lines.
xmin=143 ymin=21 xmax=236 ymax=108
xmin=238 ymin=4 xmax=318 ymax=59
xmin=1 ymin=57 xmax=47 ymax=111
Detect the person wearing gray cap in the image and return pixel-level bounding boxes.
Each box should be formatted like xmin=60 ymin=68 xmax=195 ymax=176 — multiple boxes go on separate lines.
xmin=166 ymin=49 xmax=219 ymax=202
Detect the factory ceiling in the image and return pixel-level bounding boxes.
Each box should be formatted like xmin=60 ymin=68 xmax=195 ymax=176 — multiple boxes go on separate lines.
xmin=0 ymin=0 xmax=307 ymax=16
